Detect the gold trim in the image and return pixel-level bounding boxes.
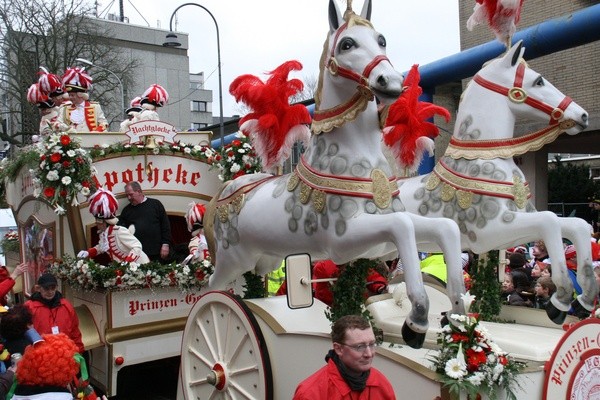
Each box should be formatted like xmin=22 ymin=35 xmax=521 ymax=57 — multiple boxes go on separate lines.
xmin=295 ymin=160 xmax=396 ymax=206
xmin=431 ymin=162 xmax=530 ymax=209
xmin=446 ymin=121 xmax=573 ymax=160
xmin=312 ymin=189 xmax=326 ymax=213
xmin=205 ymin=184 xmax=225 ymax=266
xmin=230 ymin=193 xmax=245 ymax=214
xmin=287 ymin=173 xmax=300 ymax=191
xmin=104 ymin=317 xmax=187 ymax=344
xmin=311 ymin=89 xmax=372 ymax=135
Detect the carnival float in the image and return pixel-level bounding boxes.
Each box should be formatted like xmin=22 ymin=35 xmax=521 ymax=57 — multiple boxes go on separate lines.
xmin=2 ymin=0 xmax=599 ymax=399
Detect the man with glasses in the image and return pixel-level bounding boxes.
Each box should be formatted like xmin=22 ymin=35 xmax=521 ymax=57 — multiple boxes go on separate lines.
xmin=293 ymin=315 xmax=395 ymax=399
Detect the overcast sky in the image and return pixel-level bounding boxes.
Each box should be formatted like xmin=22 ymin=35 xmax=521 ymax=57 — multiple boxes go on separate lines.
xmin=98 ymin=0 xmax=461 ymax=117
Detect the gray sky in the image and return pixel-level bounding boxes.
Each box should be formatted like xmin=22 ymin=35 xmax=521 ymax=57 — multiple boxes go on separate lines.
xmin=98 ymin=0 xmax=461 ymax=117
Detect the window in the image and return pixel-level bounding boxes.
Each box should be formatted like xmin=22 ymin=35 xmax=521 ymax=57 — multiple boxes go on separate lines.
xmin=191 ymin=101 xmax=207 ymax=112
xmin=191 ymin=122 xmax=207 ymax=130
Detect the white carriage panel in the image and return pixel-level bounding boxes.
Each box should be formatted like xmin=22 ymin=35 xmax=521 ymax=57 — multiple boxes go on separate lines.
xmin=110 ymin=287 xmax=200 ymax=328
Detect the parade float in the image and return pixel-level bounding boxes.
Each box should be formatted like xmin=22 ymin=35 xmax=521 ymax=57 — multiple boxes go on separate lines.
xmin=2 ymin=0 xmax=599 ymax=399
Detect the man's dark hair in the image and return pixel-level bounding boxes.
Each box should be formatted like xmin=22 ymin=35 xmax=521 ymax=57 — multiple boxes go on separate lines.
xmin=331 ymin=315 xmax=371 ymax=343
xmin=0 ymin=304 xmax=33 ymax=339
xmin=125 ymin=181 xmax=142 ymax=192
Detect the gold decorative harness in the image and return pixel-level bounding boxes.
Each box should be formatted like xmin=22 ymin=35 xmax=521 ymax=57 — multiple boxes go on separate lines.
xmin=288 ymin=156 xmax=399 ymax=212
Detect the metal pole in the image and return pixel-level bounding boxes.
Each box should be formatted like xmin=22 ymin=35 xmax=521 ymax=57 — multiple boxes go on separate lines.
xmin=75 ymin=58 xmax=126 ymax=121
xmin=168 ymin=3 xmax=224 ymax=147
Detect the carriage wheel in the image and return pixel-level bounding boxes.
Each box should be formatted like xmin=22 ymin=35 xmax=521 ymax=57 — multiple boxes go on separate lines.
xmin=180 ymin=291 xmax=273 ymax=400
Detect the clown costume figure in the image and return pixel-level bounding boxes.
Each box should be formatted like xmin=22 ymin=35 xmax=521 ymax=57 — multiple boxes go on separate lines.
xmin=186 ymin=202 xmax=209 ymax=262
xmin=77 ymin=188 xmax=150 ymax=264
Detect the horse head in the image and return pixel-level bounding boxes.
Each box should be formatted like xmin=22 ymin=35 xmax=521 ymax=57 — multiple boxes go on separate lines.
xmin=461 ymin=41 xmax=588 ymax=139
xmin=314 ymin=0 xmax=403 ymax=124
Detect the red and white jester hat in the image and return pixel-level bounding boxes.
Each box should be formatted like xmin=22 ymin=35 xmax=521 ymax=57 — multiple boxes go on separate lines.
xmin=37 ymin=66 xmax=65 ymax=97
xmin=186 ymin=202 xmax=206 ymax=233
xmin=141 ymin=84 xmax=169 ymax=107
xmin=88 ymin=188 xmax=119 ymax=224
xmin=62 ymin=67 xmax=93 ymax=93
xmin=27 ymin=83 xmax=54 ymax=109
xmin=126 ymin=96 xmax=143 ymax=114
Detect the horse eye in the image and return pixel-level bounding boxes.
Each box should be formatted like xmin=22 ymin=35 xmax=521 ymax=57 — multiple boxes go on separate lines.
xmin=534 ymin=76 xmax=545 ymax=86
xmin=339 ymin=38 xmax=355 ymax=51
xmin=378 ymin=35 xmax=386 ymax=48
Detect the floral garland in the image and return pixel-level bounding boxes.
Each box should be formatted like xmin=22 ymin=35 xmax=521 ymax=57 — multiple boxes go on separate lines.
xmin=212 ymin=131 xmax=262 ymax=182
xmin=430 ymin=293 xmax=524 ymax=400
xmin=48 ymin=254 xmax=214 ymax=292
xmin=34 ymin=133 xmax=95 ymax=214
xmin=87 ymin=139 xmax=217 ymax=163
xmin=0 ymin=229 xmax=19 ymax=253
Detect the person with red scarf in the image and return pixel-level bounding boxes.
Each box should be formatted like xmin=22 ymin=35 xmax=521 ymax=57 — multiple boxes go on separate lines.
xmin=293 ymin=315 xmax=395 ymax=399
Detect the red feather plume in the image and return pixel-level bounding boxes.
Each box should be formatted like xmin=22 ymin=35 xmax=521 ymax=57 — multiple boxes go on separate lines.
xmin=383 ymin=65 xmax=450 ymax=173
xmin=229 ymin=60 xmax=311 ymax=171
xmin=467 ymin=0 xmax=525 ymax=44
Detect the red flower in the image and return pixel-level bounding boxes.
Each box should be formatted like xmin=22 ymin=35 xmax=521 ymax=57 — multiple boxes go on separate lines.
xmin=466 ymin=348 xmax=487 ymax=372
xmin=498 ymin=355 xmax=508 ymax=366
xmin=232 ymin=170 xmax=246 ymax=179
xmin=231 ymin=140 xmax=242 ymax=147
xmin=62 ymin=160 xmax=71 ymax=168
xmin=227 ymin=151 xmax=234 ymax=157
xmin=82 ymin=181 xmax=89 ymax=188
xmin=60 ymin=190 xmax=67 ymax=197
xmin=76 ymin=157 xmax=84 ymax=164
xmin=60 ymin=135 xmax=70 ymax=146
xmin=40 ymin=154 xmax=46 ymax=161
xmin=115 ymin=270 xmax=124 ymax=277
xmin=43 ymin=187 xmax=55 ymax=198
xmin=215 ymin=155 xmax=222 ymax=161
xmin=50 ymin=153 xmax=61 ymax=163
xmin=451 ymin=333 xmax=469 ymax=343
xmin=195 ymin=269 xmax=205 ymax=281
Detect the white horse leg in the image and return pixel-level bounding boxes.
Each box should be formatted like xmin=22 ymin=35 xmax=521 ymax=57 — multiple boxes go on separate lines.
xmin=342 ymin=214 xmax=429 ymax=348
xmin=500 ymin=212 xmax=573 ymax=322
xmin=209 ymin=246 xmax=259 ymax=290
xmin=409 ymin=214 xmax=466 ymax=316
xmin=559 ymin=217 xmax=600 ymax=314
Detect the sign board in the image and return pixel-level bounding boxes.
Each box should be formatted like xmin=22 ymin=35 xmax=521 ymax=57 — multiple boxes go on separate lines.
xmin=543 ymin=318 xmax=600 ymax=399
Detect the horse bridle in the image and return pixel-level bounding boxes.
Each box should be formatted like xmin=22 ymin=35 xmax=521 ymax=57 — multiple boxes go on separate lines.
xmin=326 ymin=22 xmax=390 ymax=89
xmin=312 ymin=20 xmax=391 ymax=134
xmin=473 ymin=62 xmax=572 ymax=125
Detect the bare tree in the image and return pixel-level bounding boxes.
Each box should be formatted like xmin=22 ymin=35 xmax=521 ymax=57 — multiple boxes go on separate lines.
xmin=0 ymin=0 xmax=139 ymax=144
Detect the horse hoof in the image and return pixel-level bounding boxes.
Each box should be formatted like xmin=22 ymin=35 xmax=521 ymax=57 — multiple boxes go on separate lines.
xmin=401 ymin=322 xmax=426 ymax=349
xmin=546 ymin=302 xmax=568 ymax=324
xmin=570 ymin=299 xmax=591 ymax=320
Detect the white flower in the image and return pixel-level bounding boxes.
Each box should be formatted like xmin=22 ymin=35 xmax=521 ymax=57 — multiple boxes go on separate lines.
xmin=81 ymin=187 xmax=90 ymax=196
xmin=129 ymin=263 xmax=138 ymax=272
xmin=467 ymin=372 xmax=484 ymax=386
xmin=461 ymin=291 xmax=476 ymax=314
xmin=183 ymin=265 xmax=190 ymax=275
xmin=67 ymin=150 xmax=76 ymax=157
xmin=46 ymin=170 xmax=59 ymax=181
xmin=444 ymin=358 xmax=467 ymax=380
xmin=54 ymin=205 xmax=66 ymax=215
xmin=152 ymin=147 xmax=160 ymax=155
xmin=61 ymin=176 xmax=72 ymax=185
xmin=230 ymin=163 xmax=241 ymax=173
xmin=102 ymin=143 xmax=110 ymax=148
xmin=184 ymin=147 xmax=191 ymax=154
xmin=492 ymin=363 xmax=504 ymax=381
xmin=33 ymin=188 xmax=41 ymax=197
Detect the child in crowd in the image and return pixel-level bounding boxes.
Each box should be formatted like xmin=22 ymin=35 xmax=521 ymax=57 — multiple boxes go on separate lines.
xmin=501 ymin=270 xmax=533 ymax=307
xmin=533 ymin=276 xmax=556 ymax=309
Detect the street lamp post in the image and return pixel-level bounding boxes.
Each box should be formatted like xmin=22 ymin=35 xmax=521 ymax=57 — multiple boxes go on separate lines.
xmin=162 ymin=3 xmax=224 ymax=147
xmin=75 ymin=58 xmax=126 ymax=121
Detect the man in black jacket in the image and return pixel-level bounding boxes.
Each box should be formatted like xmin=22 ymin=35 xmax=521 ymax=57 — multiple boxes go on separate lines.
xmin=119 ymin=181 xmax=172 ymax=263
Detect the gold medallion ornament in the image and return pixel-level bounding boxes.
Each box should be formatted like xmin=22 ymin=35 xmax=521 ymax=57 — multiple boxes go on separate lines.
xmin=427 ymin=160 xmax=530 ymax=209
xmin=289 ymin=157 xmax=399 ymax=211
xmin=287 ymin=173 xmax=300 ymax=191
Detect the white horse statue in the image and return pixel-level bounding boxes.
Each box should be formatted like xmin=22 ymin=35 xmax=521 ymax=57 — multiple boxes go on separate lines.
xmin=204 ymin=0 xmax=467 ymax=348
xmin=398 ymin=41 xmax=597 ymax=323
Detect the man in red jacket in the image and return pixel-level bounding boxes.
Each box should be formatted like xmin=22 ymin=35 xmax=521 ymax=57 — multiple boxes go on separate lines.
xmin=293 ymin=315 xmax=395 ymax=399
xmin=24 ymin=273 xmax=84 ymax=354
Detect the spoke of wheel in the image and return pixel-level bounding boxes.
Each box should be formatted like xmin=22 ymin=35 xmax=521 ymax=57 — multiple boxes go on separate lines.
xmin=211 ymin=303 xmax=225 ymax=360
xmin=229 ymin=364 xmax=259 ymax=377
xmin=227 ymin=378 xmax=257 ymax=399
xmin=188 ymin=345 xmax=214 ymax=368
xmin=224 ymin=332 xmax=250 ymax=365
xmin=188 ymin=375 xmax=211 ymax=387
xmin=221 ymin=306 xmax=233 ymax=361
xmin=196 ymin=309 xmax=218 ymax=361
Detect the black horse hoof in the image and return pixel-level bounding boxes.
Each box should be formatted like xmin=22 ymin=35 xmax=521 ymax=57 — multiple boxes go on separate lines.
xmin=546 ymin=302 xmax=568 ymax=324
xmin=570 ymin=298 xmax=591 ymax=320
xmin=440 ymin=312 xmax=449 ymax=328
xmin=402 ymin=321 xmax=426 ymax=349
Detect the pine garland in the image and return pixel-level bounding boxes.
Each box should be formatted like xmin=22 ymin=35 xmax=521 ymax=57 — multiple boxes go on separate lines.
xmin=242 ymin=271 xmax=266 ymax=299
xmin=325 ymin=258 xmax=375 ymax=325
xmin=469 ymin=251 xmax=502 ymax=321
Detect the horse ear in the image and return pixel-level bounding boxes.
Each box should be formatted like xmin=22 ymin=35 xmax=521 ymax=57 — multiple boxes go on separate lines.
xmin=504 ymin=40 xmax=525 ymax=68
xmin=329 ymin=0 xmax=343 ymax=32
xmin=360 ymin=0 xmax=372 ymax=21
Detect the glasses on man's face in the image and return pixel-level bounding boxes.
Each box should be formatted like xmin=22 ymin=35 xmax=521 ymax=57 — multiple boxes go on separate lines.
xmin=339 ymin=342 xmax=377 ymax=353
